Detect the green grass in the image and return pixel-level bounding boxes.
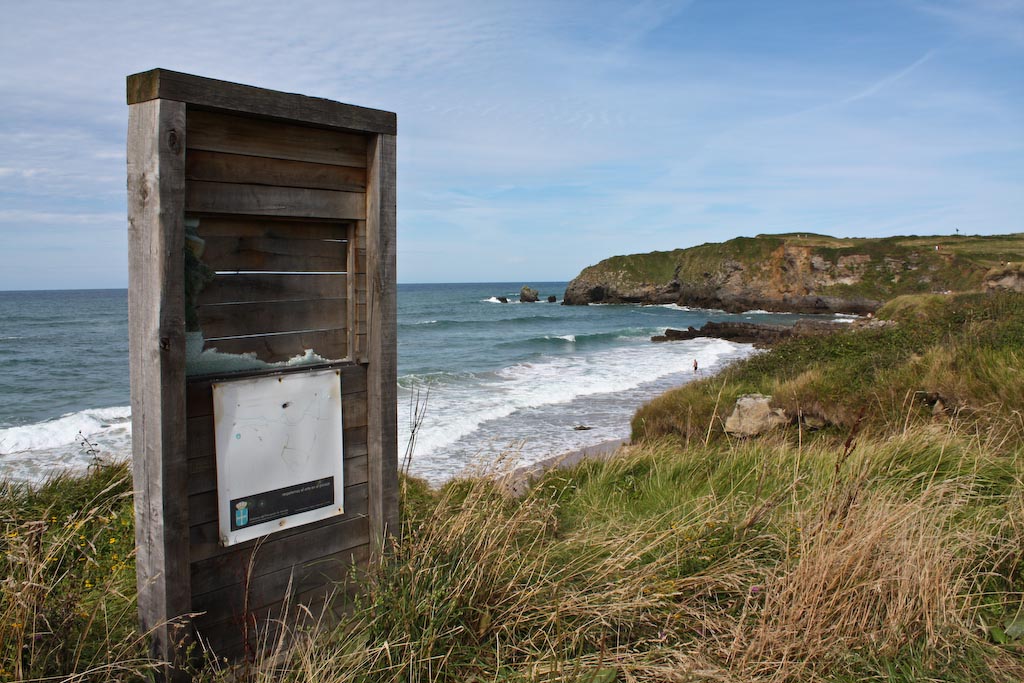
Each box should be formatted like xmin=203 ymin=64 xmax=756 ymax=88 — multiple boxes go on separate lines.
xmin=632 ymin=291 xmax=1024 ymax=446
xmin=4 ymin=292 xmax=1024 ymax=682
xmin=573 ymin=232 xmax=1024 ymax=303
xmin=0 ymin=463 xmax=152 ymax=682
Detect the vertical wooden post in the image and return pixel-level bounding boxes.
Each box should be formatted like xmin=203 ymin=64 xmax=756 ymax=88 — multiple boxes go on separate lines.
xmin=127 ymin=97 xmax=192 ymax=674
xmin=365 ymin=133 xmax=399 ymax=551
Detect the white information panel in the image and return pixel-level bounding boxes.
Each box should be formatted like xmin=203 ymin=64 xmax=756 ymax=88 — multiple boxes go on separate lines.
xmin=213 ymin=368 xmax=344 ymax=546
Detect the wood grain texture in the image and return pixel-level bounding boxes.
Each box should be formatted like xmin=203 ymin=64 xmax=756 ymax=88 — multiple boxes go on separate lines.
xmin=191 ymin=544 xmax=368 ymax=659
xmin=197 ymin=273 xmax=346 ymax=305
xmin=196 ymin=217 xmax=351 ymax=240
xmin=127 ymin=97 xmax=192 ymax=675
xmin=185 ymin=364 xmax=365 ymax=417
xmin=186 ymin=181 xmax=365 ymax=220
xmin=191 ymin=544 xmax=366 ymax=618
xmin=187 ymin=150 xmax=366 ymax=191
xmin=128 ymin=69 xmax=396 ymax=135
xmin=187 ymin=109 xmax=367 ymax=167
xmin=197 ymin=297 xmax=347 ymax=339
xmin=191 ymin=513 xmax=369 ymax=598
xmin=200 ymin=234 xmax=348 ymax=272
xmin=127 ymin=70 xmax=395 ymax=667
xmin=365 ymin=134 xmax=400 ymax=553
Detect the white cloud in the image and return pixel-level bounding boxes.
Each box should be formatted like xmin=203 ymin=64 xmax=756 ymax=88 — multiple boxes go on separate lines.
xmin=0 ymin=0 xmax=1020 ymax=287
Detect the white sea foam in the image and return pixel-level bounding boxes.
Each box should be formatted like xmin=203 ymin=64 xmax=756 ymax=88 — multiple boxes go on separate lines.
xmin=399 ymin=337 xmax=752 ymax=479
xmin=0 ymin=405 xmax=132 ymax=468
xmin=0 ymin=406 xmax=131 ymax=454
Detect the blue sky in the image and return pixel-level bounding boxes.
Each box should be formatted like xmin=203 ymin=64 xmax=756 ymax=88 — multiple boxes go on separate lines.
xmin=0 ymin=0 xmax=1021 ymax=289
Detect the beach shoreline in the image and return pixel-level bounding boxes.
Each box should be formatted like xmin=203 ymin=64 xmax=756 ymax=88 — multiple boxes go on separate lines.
xmin=502 ymin=437 xmax=630 ymax=497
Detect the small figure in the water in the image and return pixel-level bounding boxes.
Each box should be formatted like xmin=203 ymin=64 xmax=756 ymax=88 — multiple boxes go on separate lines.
xmin=693 ymin=359 xmax=698 ymax=373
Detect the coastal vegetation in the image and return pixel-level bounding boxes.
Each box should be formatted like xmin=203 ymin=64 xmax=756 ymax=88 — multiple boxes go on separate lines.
xmin=3 ymin=292 xmax=1024 ymax=681
xmin=562 ymin=232 xmax=1024 ymax=312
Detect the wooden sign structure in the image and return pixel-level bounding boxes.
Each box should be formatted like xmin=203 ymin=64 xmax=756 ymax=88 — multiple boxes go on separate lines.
xmin=126 ymin=69 xmax=397 ymax=667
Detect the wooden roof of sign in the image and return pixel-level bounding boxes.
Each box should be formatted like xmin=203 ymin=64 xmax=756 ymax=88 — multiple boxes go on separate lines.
xmin=127 ymin=69 xmax=397 ymax=135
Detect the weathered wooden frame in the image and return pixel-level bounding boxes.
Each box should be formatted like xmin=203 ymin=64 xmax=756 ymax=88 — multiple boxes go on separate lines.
xmin=126 ymin=69 xmax=397 ymax=671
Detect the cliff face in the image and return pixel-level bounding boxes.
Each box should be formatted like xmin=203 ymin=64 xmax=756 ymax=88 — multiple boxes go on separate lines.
xmin=563 ymin=233 xmax=1024 ymax=313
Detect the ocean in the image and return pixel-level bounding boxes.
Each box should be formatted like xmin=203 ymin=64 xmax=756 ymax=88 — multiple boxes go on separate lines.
xmin=0 ymin=284 xmax=846 ymax=484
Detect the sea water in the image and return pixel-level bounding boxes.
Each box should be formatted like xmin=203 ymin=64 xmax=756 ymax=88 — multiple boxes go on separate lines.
xmin=0 ymin=284 xmax=839 ymax=484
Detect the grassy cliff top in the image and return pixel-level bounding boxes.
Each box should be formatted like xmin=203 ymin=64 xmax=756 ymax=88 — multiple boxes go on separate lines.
xmin=633 ymin=289 xmax=1024 ymax=442
xmin=574 ymin=232 xmax=1024 ymax=296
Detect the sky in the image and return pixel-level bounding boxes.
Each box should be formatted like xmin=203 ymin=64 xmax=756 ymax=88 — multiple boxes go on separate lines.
xmin=0 ymin=0 xmax=1022 ymax=290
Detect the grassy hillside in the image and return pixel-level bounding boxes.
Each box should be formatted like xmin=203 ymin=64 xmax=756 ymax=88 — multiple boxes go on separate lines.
xmin=632 ymin=290 xmax=1024 ymax=444
xmin=571 ymin=232 xmax=1024 ymax=303
xmin=4 ymin=292 xmax=1024 ymax=682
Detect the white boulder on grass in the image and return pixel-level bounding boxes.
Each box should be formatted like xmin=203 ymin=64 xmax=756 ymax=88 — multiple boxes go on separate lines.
xmin=724 ymin=394 xmax=788 ymax=437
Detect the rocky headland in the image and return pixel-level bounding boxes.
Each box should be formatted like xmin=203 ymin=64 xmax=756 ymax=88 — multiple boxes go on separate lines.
xmin=650 ymin=318 xmax=878 ymax=347
xmin=563 ymin=233 xmax=1024 ymax=313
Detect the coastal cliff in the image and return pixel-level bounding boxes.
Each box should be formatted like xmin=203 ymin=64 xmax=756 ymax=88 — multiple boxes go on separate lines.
xmin=564 ymin=233 xmax=1024 ymax=313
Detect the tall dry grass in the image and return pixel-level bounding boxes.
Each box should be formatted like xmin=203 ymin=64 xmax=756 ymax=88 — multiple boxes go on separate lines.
xmin=196 ymin=422 xmax=1024 ymax=682
xmin=0 ymin=464 xmax=157 ymax=682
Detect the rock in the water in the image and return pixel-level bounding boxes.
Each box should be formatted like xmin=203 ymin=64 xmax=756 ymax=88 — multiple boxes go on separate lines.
xmin=497 ymin=296 xmax=509 ymax=303
xmin=724 ymin=394 xmax=788 ymax=437
xmin=520 ymin=286 xmax=540 ymax=303
xmin=547 ymin=295 xmax=557 ymax=303
xmin=573 ymin=425 xmax=593 ymax=431
xmin=653 ymin=322 xmax=793 ymax=347
xmin=652 ymin=319 xmax=866 ymax=347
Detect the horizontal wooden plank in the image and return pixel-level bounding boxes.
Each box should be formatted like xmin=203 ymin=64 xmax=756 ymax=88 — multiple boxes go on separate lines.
xmin=191 ymin=545 xmax=369 ymax=659
xmin=128 ymin=69 xmax=396 ymax=135
xmin=198 ymin=298 xmax=347 ymax=339
xmin=192 ymin=548 xmax=363 ymax=623
xmin=190 ymin=483 xmax=369 ymax=562
xmin=187 ymin=109 xmax=367 ymax=167
xmin=196 ymin=217 xmax=351 ymax=240
xmin=187 ymin=150 xmax=366 ymax=192
xmin=191 ymin=514 xmax=369 ymax=597
xmin=186 ymin=363 xmax=365 ymax=417
xmin=200 ymin=233 xmax=346 ymax=273
xmin=197 ymin=273 xmax=346 ymax=306
xmin=186 ymin=181 xmax=365 ymax=220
